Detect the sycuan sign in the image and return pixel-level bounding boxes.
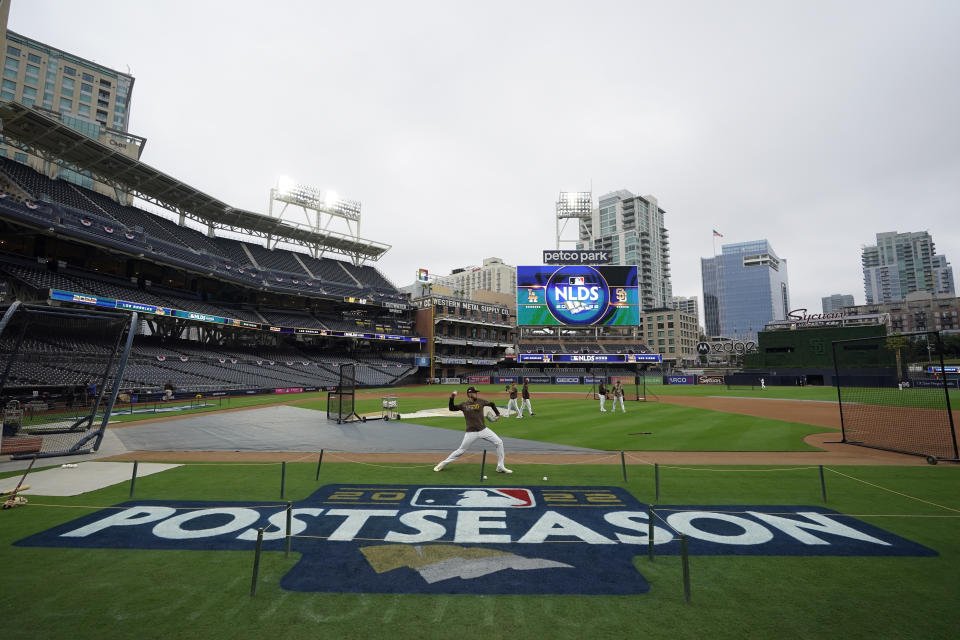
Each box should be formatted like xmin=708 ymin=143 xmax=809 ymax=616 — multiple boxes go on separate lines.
xmin=16 ymin=485 xmax=935 ymax=595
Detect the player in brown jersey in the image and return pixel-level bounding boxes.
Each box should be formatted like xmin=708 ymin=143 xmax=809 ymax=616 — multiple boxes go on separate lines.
xmin=434 ymin=386 xmax=512 ymax=474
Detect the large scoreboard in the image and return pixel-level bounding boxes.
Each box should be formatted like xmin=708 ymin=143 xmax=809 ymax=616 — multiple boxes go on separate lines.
xmin=517 ymin=265 xmax=639 ymax=326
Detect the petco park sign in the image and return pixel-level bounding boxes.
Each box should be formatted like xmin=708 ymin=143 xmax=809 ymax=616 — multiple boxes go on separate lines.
xmin=542 ymin=250 xmax=611 ymax=265
xmin=17 ymin=485 xmax=934 ymax=595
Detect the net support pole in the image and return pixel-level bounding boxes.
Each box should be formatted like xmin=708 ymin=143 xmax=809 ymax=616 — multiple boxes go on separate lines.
xmin=620 ymin=451 xmax=627 ymax=482
xmin=935 ymin=334 xmax=960 ymax=459
xmin=285 ymin=501 xmax=292 ymax=558
xmin=681 ymin=534 xmax=692 ymax=604
xmin=93 ymin=311 xmax=139 ymax=452
xmin=280 ymin=461 xmax=286 ymax=499
xmin=129 ymin=460 xmax=138 ymax=498
xmin=250 ymin=528 xmax=264 ymax=597
xmin=655 ymin=463 xmax=660 ymax=501
xmin=819 ymin=465 xmax=827 ymax=502
xmin=647 ymin=506 xmax=655 ymax=562
xmin=831 ymin=341 xmax=847 ymax=443
xmin=315 ymin=450 xmax=324 ymax=481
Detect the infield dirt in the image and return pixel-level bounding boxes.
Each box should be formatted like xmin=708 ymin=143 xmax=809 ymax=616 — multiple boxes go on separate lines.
xmin=96 ymin=391 xmax=940 ymax=466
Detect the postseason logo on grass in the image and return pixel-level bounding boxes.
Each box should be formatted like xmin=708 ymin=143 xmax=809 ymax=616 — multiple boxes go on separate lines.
xmin=16 ymin=485 xmax=936 ymax=595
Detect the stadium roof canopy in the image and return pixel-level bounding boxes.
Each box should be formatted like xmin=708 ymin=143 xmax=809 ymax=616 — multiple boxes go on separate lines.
xmin=0 ymin=101 xmax=390 ymax=262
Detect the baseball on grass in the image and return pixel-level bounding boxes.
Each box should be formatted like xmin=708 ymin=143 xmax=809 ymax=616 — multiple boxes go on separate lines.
xmin=483 ymin=475 xmax=488 ymax=480
xmin=542 ymin=476 xmax=548 ymax=481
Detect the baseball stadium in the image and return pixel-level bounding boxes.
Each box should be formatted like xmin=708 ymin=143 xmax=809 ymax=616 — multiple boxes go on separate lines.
xmin=1 ymin=8 xmax=959 ymax=640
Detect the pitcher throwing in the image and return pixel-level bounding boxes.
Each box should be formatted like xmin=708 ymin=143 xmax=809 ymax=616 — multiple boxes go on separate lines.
xmin=434 ymin=386 xmax=512 ymax=474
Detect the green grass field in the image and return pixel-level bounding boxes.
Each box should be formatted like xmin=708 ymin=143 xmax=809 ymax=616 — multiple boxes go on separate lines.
xmin=1 ymin=461 xmax=958 ymax=640
xmin=85 ymin=382 xmax=957 ymax=428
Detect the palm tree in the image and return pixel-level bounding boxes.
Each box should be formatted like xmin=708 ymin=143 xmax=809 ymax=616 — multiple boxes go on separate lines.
xmin=885 ymin=334 xmax=909 ymax=381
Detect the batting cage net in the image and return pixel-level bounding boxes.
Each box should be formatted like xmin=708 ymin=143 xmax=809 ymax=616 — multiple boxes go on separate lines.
xmin=833 ymin=331 xmax=959 ymax=463
xmin=325 ymin=363 xmax=359 ymax=423
xmin=0 ymin=302 xmax=137 ymax=459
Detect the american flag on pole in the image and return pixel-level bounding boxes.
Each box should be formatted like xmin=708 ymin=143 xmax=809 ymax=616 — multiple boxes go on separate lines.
xmin=712 ymin=229 xmax=723 ymax=238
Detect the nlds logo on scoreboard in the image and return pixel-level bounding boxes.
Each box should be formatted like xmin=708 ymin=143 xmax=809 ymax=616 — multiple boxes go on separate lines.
xmin=546 ymin=267 xmax=610 ymax=325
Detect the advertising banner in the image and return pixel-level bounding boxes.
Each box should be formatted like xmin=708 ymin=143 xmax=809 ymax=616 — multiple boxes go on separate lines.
xmin=518 ymin=353 xmax=662 ymax=364
xmin=468 ymin=376 xmax=491 ymax=384
xmin=494 ymin=376 xmax=518 ymax=384
xmin=698 ymin=376 xmax=725 ymax=385
xmin=553 ymin=376 xmax=581 ymax=384
xmin=666 ymin=375 xmax=696 ymax=385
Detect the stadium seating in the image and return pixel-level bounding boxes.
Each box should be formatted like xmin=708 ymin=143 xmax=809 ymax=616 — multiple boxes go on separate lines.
xmin=0 ymin=158 xmax=407 ymax=306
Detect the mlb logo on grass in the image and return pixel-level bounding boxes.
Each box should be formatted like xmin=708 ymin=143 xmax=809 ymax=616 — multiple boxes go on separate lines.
xmin=16 ymin=484 xmax=937 ymax=595
xmin=412 ymin=487 xmax=535 ymax=508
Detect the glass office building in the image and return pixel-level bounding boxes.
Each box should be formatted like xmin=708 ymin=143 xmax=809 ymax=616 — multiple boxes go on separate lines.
xmin=701 ymin=239 xmax=790 ymax=339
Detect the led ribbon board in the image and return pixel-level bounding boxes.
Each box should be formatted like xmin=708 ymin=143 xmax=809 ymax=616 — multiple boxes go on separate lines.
xmin=517 ymin=266 xmax=639 ymax=326
xmin=16 ymin=485 xmax=935 ymax=595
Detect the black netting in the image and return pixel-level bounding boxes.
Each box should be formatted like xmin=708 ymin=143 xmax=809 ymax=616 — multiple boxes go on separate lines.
xmin=0 ymin=303 xmax=135 ymax=458
xmin=833 ymin=331 xmax=959 ymax=461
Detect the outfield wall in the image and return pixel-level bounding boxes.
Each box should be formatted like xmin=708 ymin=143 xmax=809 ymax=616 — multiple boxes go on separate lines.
xmin=745 ymin=325 xmax=892 ymax=370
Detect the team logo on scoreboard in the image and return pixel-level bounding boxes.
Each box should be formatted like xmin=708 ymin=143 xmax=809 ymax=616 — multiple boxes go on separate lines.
xmin=545 ymin=266 xmax=610 ymax=325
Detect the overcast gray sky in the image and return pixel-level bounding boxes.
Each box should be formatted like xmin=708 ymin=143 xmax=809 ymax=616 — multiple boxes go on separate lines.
xmin=12 ymin=1 xmax=960 ymax=315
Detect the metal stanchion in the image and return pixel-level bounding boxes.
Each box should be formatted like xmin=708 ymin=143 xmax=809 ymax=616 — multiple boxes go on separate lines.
xmin=129 ymin=460 xmax=138 ymax=498
xmin=250 ymin=528 xmax=264 ymax=597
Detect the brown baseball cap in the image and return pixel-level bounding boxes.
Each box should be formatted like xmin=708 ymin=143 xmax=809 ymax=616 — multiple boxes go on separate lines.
xmin=466 ymin=386 xmax=478 ymax=393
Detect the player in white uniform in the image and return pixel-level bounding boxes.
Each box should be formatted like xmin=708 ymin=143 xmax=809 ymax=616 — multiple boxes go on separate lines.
xmin=518 ymin=378 xmax=535 ymax=417
xmin=505 ymin=383 xmax=520 ymax=418
xmin=612 ymin=380 xmax=626 ymax=412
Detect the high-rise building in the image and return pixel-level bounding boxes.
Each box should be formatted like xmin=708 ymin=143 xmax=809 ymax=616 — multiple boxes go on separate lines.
xmin=577 ymin=189 xmax=672 ymax=310
xmin=671 ymin=296 xmax=700 ymax=331
xmin=701 ymin=239 xmax=790 ymax=340
xmin=861 ymin=231 xmax=955 ymax=303
xmin=933 ymin=255 xmax=956 ymax=296
xmin=822 ymin=294 xmax=854 ymax=314
xmin=0 ymin=5 xmax=142 ymax=195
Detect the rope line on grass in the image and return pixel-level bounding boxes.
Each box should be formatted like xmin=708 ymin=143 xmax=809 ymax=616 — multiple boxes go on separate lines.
xmin=655 ymin=465 xmax=820 ymax=473
xmin=17 ymin=498 xmax=960 ymax=521
xmin=650 ymin=506 xmax=960 ymax=519
xmin=19 ymin=502 xmax=289 ymax=511
xmin=286 ymin=533 xmax=684 ymax=545
xmin=824 ymin=467 xmax=960 ymax=514
xmin=319 ymin=452 xmax=436 ymax=469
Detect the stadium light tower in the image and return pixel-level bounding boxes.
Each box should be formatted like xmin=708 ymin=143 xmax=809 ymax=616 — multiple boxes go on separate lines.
xmin=555 ymin=191 xmax=593 ymax=250
xmin=269 ymin=177 xmax=363 ymax=258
